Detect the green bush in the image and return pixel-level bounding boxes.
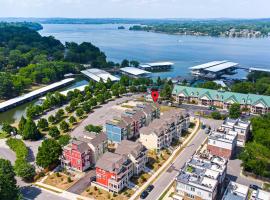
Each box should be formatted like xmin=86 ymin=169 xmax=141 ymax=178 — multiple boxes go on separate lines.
xmin=6 ymin=138 xmax=28 ymax=160
xmin=211 ymin=111 xmax=222 ymax=120
xmin=14 ymin=159 xmax=35 ymax=181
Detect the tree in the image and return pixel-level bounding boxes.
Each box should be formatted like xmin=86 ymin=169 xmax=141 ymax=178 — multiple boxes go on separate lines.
xmin=120 ymin=75 xmax=130 ymax=86
xmin=211 ymin=111 xmax=222 ymax=120
xmin=18 ymin=116 xmax=27 ymax=133
xmin=229 ymin=103 xmax=241 ymax=119
xmin=85 ymin=124 xmax=102 ymax=133
xmin=76 ymin=108 xmax=84 ymax=118
xmin=121 ymin=59 xmax=129 ymax=67
xmin=156 ymin=76 xmax=162 ymax=86
xmin=48 ymin=126 xmax=60 ymax=138
xmin=36 ymin=139 xmax=62 ymax=169
xmin=37 ymin=118 xmax=48 ymax=130
xmin=1 ymin=122 xmax=16 ymax=135
xmin=14 ymin=159 xmax=35 ymax=181
xmin=22 ymin=119 xmax=41 ymax=140
xmin=96 ymin=94 xmax=105 ymax=104
xmin=48 ymin=115 xmax=56 ymax=124
xmin=0 ymin=159 xmax=20 ymax=200
xmin=58 ymin=135 xmax=71 ymax=146
xmin=55 ymin=109 xmax=65 ymax=122
xmin=160 ymin=83 xmax=172 ymax=100
xmin=130 ymin=60 xmax=139 ymax=67
xmin=82 ymin=102 xmax=91 ymax=113
xmin=119 ymin=86 xmax=127 ymax=94
xmin=59 ymin=121 xmax=69 ymax=133
xmin=69 ymin=116 xmax=77 ymax=124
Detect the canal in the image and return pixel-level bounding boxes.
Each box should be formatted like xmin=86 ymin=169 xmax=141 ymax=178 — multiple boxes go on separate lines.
xmin=0 ymin=77 xmax=89 ymax=125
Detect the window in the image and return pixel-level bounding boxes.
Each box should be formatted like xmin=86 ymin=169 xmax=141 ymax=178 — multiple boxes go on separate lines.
xmin=186 ymin=193 xmax=195 ymax=199
xmin=190 ymin=187 xmax=195 ymax=192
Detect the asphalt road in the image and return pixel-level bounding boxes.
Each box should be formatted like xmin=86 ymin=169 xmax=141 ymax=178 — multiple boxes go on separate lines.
xmin=21 ymin=186 xmax=68 ymax=200
xmin=143 ymin=118 xmax=223 ymax=200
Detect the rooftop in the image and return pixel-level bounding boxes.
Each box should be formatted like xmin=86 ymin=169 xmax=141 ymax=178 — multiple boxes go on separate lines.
xmin=189 ymin=60 xmax=227 ymax=70
xmin=256 ymin=189 xmax=270 ymax=200
xmin=115 ymin=140 xmax=146 ymax=159
xmin=120 ymin=67 xmax=151 ymax=76
xmin=96 ymin=152 xmax=128 ymax=172
xmin=208 ymin=130 xmax=237 ymax=143
xmin=223 ymin=181 xmax=249 ymax=200
xmin=205 ymin=62 xmax=238 ymax=73
xmin=139 ymin=61 xmax=174 ymax=68
xmin=81 ymin=68 xmax=119 ymax=82
xmin=0 ymin=78 xmax=74 ymax=111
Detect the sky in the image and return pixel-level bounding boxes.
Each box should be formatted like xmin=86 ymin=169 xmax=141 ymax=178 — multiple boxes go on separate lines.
xmin=0 ymin=0 xmax=269 ymax=19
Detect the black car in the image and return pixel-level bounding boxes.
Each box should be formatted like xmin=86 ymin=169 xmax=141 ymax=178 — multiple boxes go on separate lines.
xmin=249 ymin=184 xmax=260 ymax=190
xmin=146 ymin=185 xmax=154 ymax=193
xmin=140 ymin=191 xmax=149 ymax=199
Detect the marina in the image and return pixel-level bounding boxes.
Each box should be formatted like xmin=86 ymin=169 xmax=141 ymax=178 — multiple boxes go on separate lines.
xmin=139 ymin=62 xmax=174 ymax=71
xmin=120 ymin=67 xmax=151 ymax=78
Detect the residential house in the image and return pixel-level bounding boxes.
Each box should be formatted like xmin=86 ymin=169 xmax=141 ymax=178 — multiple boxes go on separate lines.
xmin=222 ymin=181 xmax=249 ymax=200
xmin=79 ymin=131 xmax=108 ymax=165
xmin=172 ymin=85 xmax=270 ymax=114
xmin=106 ymin=118 xmax=129 ymax=143
xmin=207 ymin=130 xmax=237 ymax=159
xmin=96 ymin=152 xmax=133 ymax=193
xmin=115 ymin=140 xmax=148 ymax=175
xmin=221 ymin=118 xmax=251 ymax=147
xmin=61 ymin=140 xmax=91 ymax=172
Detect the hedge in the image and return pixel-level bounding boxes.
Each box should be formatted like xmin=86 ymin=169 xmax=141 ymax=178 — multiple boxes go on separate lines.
xmin=6 ymin=138 xmax=28 ymax=160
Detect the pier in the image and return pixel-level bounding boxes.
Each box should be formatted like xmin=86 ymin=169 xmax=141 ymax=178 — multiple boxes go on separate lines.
xmin=81 ymin=69 xmax=119 ymax=82
xmin=0 ymin=78 xmax=75 ymax=112
xmin=190 ymin=61 xmax=238 ymax=79
xmin=139 ymin=62 xmax=174 ymax=71
xmin=120 ymin=67 xmax=151 ymax=78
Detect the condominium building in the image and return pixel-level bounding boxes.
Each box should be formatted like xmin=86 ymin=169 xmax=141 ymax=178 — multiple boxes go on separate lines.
xmin=172 ymin=85 xmax=270 ymax=114
xmin=96 ymin=152 xmax=133 ymax=193
xmin=221 ymin=118 xmax=251 ymax=147
xmin=115 ymin=140 xmax=148 ymax=175
xmin=96 ymin=139 xmax=149 ymax=193
xmin=222 ymin=181 xmax=249 ymax=200
xmin=207 ymin=130 xmax=237 ymax=159
xmin=174 ymin=169 xmax=218 ymax=200
xmin=140 ymin=110 xmax=190 ymax=151
xmin=106 ymin=103 xmax=160 ymax=143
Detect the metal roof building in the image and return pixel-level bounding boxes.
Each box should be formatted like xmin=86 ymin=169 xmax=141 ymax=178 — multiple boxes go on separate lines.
xmin=0 ymin=78 xmax=75 ymax=112
xmin=139 ymin=61 xmax=174 ymax=70
xmin=81 ymin=69 xmax=119 ymax=82
xmin=189 ymin=60 xmax=227 ymax=70
xmin=120 ymin=67 xmax=151 ymax=77
xmin=249 ymin=67 xmax=270 ymax=73
xmin=205 ymin=62 xmax=238 ymax=72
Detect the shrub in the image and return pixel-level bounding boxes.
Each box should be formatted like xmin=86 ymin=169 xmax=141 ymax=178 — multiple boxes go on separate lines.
xmin=211 ymin=111 xmax=222 ymax=120
xmin=58 ymin=135 xmax=71 ymax=146
xmin=6 ymin=138 xmax=28 ymax=160
xmin=67 ymin=176 xmax=72 ymax=183
xmin=84 ymin=124 xmax=102 ymax=133
xmin=14 ymin=159 xmax=36 ymax=181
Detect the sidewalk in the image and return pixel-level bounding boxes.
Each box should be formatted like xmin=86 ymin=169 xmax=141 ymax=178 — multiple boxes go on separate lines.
xmin=129 ymin=119 xmax=200 ymax=200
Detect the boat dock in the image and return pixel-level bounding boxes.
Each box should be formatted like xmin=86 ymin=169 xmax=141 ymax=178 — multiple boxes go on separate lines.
xmin=138 ymin=61 xmax=174 ymax=71
xmin=120 ymin=67 xmax=151 ymax=78
xmin=190 ymin=61 xmax=238 ymax=79
xmin=81 ymin=69 xmax=119 ymax=82
xmin=0 ymin=78 xmax=75 ymax=112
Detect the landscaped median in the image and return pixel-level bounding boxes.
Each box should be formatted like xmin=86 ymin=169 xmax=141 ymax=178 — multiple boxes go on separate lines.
xmin=129 ymin=118 xmax=201 ymax=200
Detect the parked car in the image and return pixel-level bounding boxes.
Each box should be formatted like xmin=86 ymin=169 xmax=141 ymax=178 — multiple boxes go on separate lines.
xmin=250 ymin=190 xmax=257 ymax=200
xmin=205 ymin=128 xmax=210 ymax=134
xmin=146 ymin=185 xmax=154 ymax=193
xmin=208 ymin=106 xmax=216 ymax=111
xmin=249 ymin=184 xmax=260 ymax=190
xmin=140 ymin=191 xmax=149 ymax=199
xmin=201 ymin=123 xmax=206 ymax=129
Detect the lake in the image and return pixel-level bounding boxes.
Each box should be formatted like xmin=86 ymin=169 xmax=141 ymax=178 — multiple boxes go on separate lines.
xmin=40 ymin=23 xmax=270 ymax=79
xmin=1 ymin=23 xmax=270 ymax=124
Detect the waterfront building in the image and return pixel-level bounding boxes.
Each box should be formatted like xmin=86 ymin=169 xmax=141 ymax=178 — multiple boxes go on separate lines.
xmin=222 ymin=181 xmax=249 ymax=200
xmin=221 ymin=118 xmax=251 ymax=147
xmin=172 ymin=85 xmax=270 ymax=114
xmin=139 ymin=61 xmax=174 ymax=71
xmin=81 ymin=68 xmax=119 ymax=82
xmin=139 ymin=110 xmax=190 ymax=151
xmin=120 ymin=67 xmax=151 ymax=78
xmin=207 ymin=130 xmax=237 ymax=159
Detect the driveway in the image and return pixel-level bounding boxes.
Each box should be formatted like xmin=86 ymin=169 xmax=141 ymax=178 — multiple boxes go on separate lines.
xmin=67 ymin=170 xmax=96 ymax=194
xmin=21 ymin=186 xmax=68 ymax=200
